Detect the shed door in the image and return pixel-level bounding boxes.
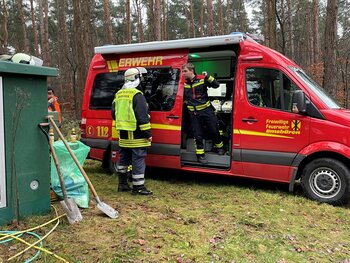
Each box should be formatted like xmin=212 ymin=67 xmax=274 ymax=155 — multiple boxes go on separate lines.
xmin=0 ymin=77 xmax=6 ymax=208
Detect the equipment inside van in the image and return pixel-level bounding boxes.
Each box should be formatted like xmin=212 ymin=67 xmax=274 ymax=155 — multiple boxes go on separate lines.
xmin=81 ymin=33 xmax=350 ymax=205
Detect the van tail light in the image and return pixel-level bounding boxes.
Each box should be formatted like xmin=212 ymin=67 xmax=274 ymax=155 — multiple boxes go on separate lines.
xmin=81 ymin=116 xmax=86 ymax=138
xmin=241 ymin=55 xmax=263 ymax=61
xmin=93 ymin=65 xmax=106 ymax=70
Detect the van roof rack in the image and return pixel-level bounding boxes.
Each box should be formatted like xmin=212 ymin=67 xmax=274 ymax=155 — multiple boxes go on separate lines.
xmin=95 ymin=33 xmax=246 ymax=55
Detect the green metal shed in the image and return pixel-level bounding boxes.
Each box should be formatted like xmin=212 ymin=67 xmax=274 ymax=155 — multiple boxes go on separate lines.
xmin=0 ymin=61 xmax=58 ymax=225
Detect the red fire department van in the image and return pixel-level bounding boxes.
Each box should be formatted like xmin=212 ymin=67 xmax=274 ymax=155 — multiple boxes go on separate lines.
xmin=81 ymin=33 xmax=350 ymax=204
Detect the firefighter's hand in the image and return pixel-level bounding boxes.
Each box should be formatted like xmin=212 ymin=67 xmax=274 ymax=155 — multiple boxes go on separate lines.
xmin=148 ymin=137 xmax=152 ymax=142
xmin=202 ymin=71 xmax=208 ymax=77
xmin=48 ymin=98 xmax=55 ymax=104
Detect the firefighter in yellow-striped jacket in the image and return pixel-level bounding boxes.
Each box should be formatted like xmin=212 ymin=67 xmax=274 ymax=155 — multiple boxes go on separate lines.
xmin=112 ymin=67 xmax=153 ymax=195
xmin=182 ymin=63 xmax=225 ymax=165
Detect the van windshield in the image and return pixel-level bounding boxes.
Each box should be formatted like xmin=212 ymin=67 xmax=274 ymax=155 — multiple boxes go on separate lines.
xmin=290 ymin=66 xmax=340 ymax=109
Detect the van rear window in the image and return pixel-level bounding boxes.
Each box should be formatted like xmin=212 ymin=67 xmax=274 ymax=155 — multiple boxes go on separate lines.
xmin=89 ymin=68 xmax=180 ymax=111
xmin=89 ymin=72 xmax=124 ymax=109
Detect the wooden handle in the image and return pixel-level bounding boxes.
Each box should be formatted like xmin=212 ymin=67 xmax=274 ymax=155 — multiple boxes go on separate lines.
xmin=48 ymin=116 xmax=99 ymax=199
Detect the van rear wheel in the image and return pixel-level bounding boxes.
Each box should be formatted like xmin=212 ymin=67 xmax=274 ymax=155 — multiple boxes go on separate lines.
xmin=108 ymin=156 xmax=118 ymax=175
xmin=301 ymin=158 xmax=350 ymax=205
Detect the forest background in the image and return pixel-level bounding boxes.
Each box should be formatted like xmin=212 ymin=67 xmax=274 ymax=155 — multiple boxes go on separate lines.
xmin=0 ymin=0 xmax=348 ymax=119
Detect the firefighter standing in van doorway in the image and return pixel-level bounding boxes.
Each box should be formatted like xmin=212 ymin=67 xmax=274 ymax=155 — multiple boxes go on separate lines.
xmin=182 ymin=63 xmax=225 ymax=164
xmin=112 ymin=67 xmax=153 ymax=195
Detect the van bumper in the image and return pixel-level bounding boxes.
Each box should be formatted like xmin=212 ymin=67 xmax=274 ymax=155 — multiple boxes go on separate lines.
xmin=80 ymin=138 xmax=110 ymax=150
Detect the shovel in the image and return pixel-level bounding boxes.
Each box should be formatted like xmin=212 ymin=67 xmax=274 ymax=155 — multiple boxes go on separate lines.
xmin=49 ymin=137 xmax=83 ymax=224
xmin=39 ymin=122 xmax=83 ymax=224
xmin=48 ymin=116 xmax=119 ymax=219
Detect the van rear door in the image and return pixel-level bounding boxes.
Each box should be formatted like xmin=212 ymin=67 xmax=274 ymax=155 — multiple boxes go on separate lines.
xmin=124 ymin=51 xmax=188 ymax=168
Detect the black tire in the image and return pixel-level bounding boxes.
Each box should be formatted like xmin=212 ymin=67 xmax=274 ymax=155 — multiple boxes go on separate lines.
xmin=301 ymin=158 xmax=350 ymax=205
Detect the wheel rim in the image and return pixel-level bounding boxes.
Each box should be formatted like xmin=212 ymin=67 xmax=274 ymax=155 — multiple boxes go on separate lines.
xmin=309 ymin=167 xmax=341 ymax=199
xmin=113 ymin=161 xmax=118 ymax=173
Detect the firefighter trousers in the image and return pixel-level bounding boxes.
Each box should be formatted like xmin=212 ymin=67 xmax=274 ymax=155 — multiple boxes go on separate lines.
xmin=116 ymin=148 xmax=147 ymax=188
xmin=189 ymin=107 xmax=223 ymax=155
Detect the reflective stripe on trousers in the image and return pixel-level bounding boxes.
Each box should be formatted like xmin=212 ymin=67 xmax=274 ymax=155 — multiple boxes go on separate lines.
xmin=117 ymin=148 xmax=147 ymax=187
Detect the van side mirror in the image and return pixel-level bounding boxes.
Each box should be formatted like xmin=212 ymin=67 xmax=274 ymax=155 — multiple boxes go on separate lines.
xmin=292 ymin=90 xmax=307 ymax=114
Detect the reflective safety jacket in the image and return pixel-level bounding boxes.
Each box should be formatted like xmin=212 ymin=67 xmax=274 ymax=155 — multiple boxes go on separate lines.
xmin=112 ymin=88 xmax=152 ymax=148
xmin=184 ymin=75 xmax=220 ymax=112
xmin=48 ymin=96 xmax=62 ymax=123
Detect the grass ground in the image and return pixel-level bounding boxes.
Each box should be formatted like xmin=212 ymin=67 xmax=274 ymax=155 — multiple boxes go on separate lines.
xmin=1 ymin=159 xmax=350 ymax=263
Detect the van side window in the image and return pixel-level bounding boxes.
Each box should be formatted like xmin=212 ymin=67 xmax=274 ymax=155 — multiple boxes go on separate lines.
xmin=90 ymin=72 xmax=124 ymax=109
xmin=246 ymin=68 xmax=300 ymax=112
xmin=90 ymin=68 xmax=179 ymax=111
xmin=142 ymin=68 xmax=180 ymax=111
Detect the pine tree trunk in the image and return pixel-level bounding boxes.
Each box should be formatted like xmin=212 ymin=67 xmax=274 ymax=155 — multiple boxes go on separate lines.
xmin=206 ymin=0 xmax=214 ymax=36
xmin=217 ymin=0 xmax=223 ymax=35
xmin=154 ymin=0 xmax=161 ymax=40
xmin=237 ymin=0 xmax=248 ymax=32
xmin=266 ymin=0 xmax=277 ymax=49
xmin=307 ymin=3 xmax=314 ymax=66
xmin=200 ymin=0 xmax=204 ymax=37
xmin=286 ymin=0 xmax=294 ymax=59
xmin=103 ymin=0 xmax=113 ymax=44
xmin=188 ymin=0 xmax=195 ymax=38
xmin=17 ymin=0 xmax=29 ymax=53
xmin=38 ymin=0 xmax=46 ymax=61
xmin=323 ymin=0 xmax=339 ymax=97
xmin=276 ymin=0 xmax=286 ymax=54
xmin=55 ymin=0 xmax=72 ymax=106
xmin=134 ymin=0 xmax=144 ymax=42
xmin=181 ymin=0 xmax=190 ymax=38
xmin=147 ymin=0 xmax=154 ymax=41
xmin=29 ymin=0 xmax=39 ymax=56
xmin=262 ymin=1 xmax=268 ymax=45
xmin=72 ymin=0 xmax=84 ymax=118
xmin=225 ymin=0 xmax=232 ymax=34
xmin=0 ymin=0 xmax=8 ymax=53
xmin=313 ymin=0 xmax=321 ymax=63
xmin=126 ymin=0 xmax=131 ymax=43
xmin=161 ymin=0 xmax=168 ymax=40
xmin=82 ymin=0 xmax=95 ymax=65
xmin=44 ymin=0 xmax=51 ymax=64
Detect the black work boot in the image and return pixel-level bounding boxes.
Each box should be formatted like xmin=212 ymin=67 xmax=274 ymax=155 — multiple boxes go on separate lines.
xmin=118 ymin=173 xmax=131 ymax=192
xmin=197 ymin=154 xmax=208 ymax=164
xmin=132 ymin=186 xmax=153 ymax=195
xmin=215 ymin=147 xmax=225 ymax=155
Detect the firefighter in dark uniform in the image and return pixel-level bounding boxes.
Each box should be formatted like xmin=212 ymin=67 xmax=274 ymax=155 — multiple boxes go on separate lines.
xmin=112 ymin=67 xmax=153 ymax=195
xmin=182 ymin=63 xmax=225 ymax=164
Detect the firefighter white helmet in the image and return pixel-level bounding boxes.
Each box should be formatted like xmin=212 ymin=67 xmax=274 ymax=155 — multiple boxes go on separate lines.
xmin=136 ymin=67 xmax=147 ymax=75
xmin=11 ymin=53 xmax=35 ymax=65
xmin=124 ymin=68 xmax=141 ymax=81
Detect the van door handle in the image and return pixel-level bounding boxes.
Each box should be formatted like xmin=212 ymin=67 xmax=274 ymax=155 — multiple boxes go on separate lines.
xmin=242 ymin=118 xmax=258 ymax=123
xmin=166 ymin=115 xmax=180 ymax=119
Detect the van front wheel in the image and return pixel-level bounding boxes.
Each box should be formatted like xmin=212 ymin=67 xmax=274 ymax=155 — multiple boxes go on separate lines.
xmin=301 ymin=158 xmax=350 ymax=205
